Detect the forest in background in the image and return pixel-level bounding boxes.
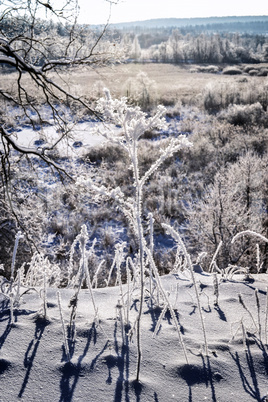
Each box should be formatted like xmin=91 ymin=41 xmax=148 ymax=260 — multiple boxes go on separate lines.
xmin=1 ymin=15 xmax=268 ymax=67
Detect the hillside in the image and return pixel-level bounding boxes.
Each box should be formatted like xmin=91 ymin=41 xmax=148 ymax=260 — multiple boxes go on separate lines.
xmin=109 ymin=15 xmax=268 ymax=33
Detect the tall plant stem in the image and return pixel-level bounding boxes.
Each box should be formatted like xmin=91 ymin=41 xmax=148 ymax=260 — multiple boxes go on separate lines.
xmin=132 ymin=143 xmax=145 ymax=383
xmin=136 ymin=207 xmax=145 ymax=382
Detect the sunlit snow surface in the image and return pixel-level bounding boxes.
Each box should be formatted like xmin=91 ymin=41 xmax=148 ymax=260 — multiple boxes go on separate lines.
xmin=0 ymin=273 xmax=268 ymax=401
xmin=10 ymin=121 xmax=106 ymax=157
xmin=8 ymin=114 xmax=185 ymax=158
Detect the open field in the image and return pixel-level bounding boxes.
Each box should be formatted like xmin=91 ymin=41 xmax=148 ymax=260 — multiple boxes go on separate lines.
xmin=2 ymin=63 xmax=268 ymax=109
xmin=57 ymin=63 xmax=268 ymax=105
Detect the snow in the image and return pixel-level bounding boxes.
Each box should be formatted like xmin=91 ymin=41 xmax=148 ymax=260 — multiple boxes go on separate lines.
xmin=8 ymin=111 xmax=187 ymax=160
xmin=10 ymin=121 xmax=106 ymax=158
xmin=1 ymin=273 xmax=268 ymax=401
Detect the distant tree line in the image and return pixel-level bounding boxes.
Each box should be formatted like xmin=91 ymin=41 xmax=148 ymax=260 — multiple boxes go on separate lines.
xmin=124 ymin=30 xmax=268 ymax=64
xmin=117 ymin=20 xmax=268 ymax=35
xmin=2 ymin=15 xmax=268 ymax=67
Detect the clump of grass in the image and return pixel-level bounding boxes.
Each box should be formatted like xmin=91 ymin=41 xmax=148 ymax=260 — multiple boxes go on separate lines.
xmin=191 ymin=65 xmax=220 ymax=74
xmin=0 ymin=231 xmax=24 ymax=325
xmin=220 ymin=102 xmax=267 ymax=126
xmin=162 ymin=223 xmax=208 ymax=356
xmin=68 ymin=225 xmax=98 ymax=341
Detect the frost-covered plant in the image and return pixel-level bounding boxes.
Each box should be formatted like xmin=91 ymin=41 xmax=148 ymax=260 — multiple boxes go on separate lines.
xmin=256 ymin=244 xmax=263 ymax=273
xmin=22 ymin=252 xmax=61 ymax=288
xmin=186 ymin=152 xmax=266 ymax=271
xmin=213 ymin=273 xmax=219 ymax=307
xmin=0 ymin=231 xmax=24 ymax=325
xmin=20 ymin=252 xmax=61 ymax=320
xmin=208 ymin=241 xmax=222 ymax=273
xmin=213 ymin=264 xmax=250 ymax=281
xmin=68 ymin=225 xmax=98 ymax=340
xmin=220 ymin=102 xmax=267 ymax=126
xmin=106 ymin=242 xmax=126 ymax=287
xmin=77 ymin=89 xmax=192 ymax=381
xmin=231 ymin=230 xmax=268 ymax=246
xmin=57 ymin=290 xmax=71 ymax=362
xmin=92 ymin=260 xmax=105 ymax=289
xmin=10 ymin=231 xmax=24 ymax=285
xmin=231 ymin=230 xmax=268 ymax=274
xmin=145 ymin=244 xmax=189 ymax=363
xmin=238 ymin=293 xmax=259 ymax=336
xmin=147 ymin=212 xmax=155 ymax=300
xmin=124 ymin=71 xmax=158 ymax=110
xmin=255 ymin=289 xmax=262 ymax=341
xmin=162 ymin=223 xmax=208 ymax=356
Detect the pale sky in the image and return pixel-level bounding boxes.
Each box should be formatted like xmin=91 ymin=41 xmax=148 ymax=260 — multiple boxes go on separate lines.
xmin=77 ymin=0 xmax=268 ymax=25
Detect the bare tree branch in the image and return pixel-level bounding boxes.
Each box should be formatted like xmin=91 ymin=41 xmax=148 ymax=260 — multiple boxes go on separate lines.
xmin=0 ymin=0 xmax=121 ymax=177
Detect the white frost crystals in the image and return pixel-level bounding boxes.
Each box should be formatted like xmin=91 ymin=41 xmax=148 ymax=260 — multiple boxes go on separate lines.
xmin=92 ymin=88 xmax=192 ymax=160
xmin=76 ymin=89 xmax=192 ymax=194
xmin=78 ymin=89 xmax=193 ymax=381
xmin=95 ymin=88 xmax=167 ymax=142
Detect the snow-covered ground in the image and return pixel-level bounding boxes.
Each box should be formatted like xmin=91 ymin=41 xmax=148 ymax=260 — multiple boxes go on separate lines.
xmin=8 ymin=113 xmax=185 ymax=159
xmin=11 ymin=121 xmax=106 ymax=158
xmin=1 ymin=272 xmax=268 ymax=401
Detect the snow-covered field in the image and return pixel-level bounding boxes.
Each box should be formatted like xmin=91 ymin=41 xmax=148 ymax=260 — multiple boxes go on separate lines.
xmin=9 ymin=112 xmax=183 ymax=159
xmin=11 ymin=121 xmax=105 ymax=158
xmin=1 ymin=272 xmax=268 ymax=401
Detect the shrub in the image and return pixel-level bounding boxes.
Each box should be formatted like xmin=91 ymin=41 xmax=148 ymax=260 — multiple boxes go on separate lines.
xmin=203 ymin=83 xmax=223 ymax=112
xmin=248 ymin=69 xmax=258 ymax=76
xmin=258 ymin=68 xmax=268 ymax=77
xmin=243 ymin=65 xmax=256 ymax=73
xmin=84 ymin=143 xmax=128 ymax=166
xmin=190 ymin=65 xmax=220 ymax=74
xmin=202 ymin=82 xmax=242 ymax=112
xmin=222 ymin=66 xmax=243 ymax=75
xmin=202 ymin=80 xmax=268 ymax=112
xmin=220 ymin=102 xmax=267 ymax=126
xmin=237 ymin=77 xmax=248 ymax=83
xmin=124 ymin=71 xmax=158 ymax=110
xmin=185 ymin=152 xmax=267 ymax=272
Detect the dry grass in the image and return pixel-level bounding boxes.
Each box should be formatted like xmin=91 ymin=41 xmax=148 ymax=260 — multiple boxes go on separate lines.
xmin=54 ymin=63 xmax=268 ymax=106
xmin=2 ymin=63 xmax=268 ymax=109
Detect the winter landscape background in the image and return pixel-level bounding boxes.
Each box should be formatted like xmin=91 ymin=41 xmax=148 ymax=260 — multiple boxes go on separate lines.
xmin=0 ymin=1 xmax=268 ymax=400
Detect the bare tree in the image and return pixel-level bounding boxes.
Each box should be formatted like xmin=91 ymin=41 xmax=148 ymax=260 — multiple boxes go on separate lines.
xmin=0 ymin=0 xmax=120 ymax=178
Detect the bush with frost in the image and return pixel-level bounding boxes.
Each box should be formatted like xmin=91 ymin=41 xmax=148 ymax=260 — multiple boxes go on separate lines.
xmin=220 ymin=102 xmax=268 ymax=126
xmin=202 ymin=80 xmax=268 ymax=113
xmin=222 ymin=66 xmax=243 ymax=75
xmin=124 ymin=71 xmax=158 ymax=110
xmin=185 ymin=152 xmax=267 ymax=271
